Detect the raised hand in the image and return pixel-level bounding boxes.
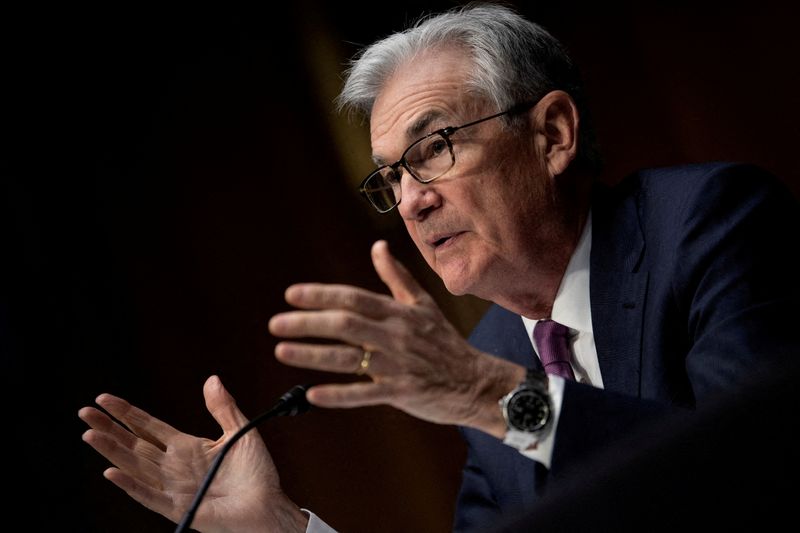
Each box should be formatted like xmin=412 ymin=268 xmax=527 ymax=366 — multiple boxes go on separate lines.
xmin=269 ymin=240 xmax=525 ymax=438
xmin=78 ymin=375 xmax=308 ymax=533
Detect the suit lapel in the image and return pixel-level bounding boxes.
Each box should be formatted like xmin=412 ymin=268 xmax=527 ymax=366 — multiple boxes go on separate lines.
xmin=590 ymin=181 xmax=648 ymax=396
xmin=506 ymin=316 xmax=543 ymax=373
xmin=470 ymin=305 xmax=543 ymax=372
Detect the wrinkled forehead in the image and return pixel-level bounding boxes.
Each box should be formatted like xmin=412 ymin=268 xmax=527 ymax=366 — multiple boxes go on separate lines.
xmin=368 ymin=46 xmax=484 ymax=156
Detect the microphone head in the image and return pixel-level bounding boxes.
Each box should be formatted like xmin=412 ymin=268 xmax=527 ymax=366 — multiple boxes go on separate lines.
xmin=277 ymin=384 xmax=312 ymax=416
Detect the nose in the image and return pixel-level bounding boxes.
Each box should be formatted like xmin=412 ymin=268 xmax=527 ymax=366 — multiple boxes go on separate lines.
xmin=397 ymin=171 xmax=442 ymax=220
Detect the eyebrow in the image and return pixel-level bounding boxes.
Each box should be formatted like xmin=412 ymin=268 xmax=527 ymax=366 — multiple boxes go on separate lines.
xmin=407 ymin=110 xmax=444 ymax=140
xmin=372 ymin=110 xmax=448 ymax=166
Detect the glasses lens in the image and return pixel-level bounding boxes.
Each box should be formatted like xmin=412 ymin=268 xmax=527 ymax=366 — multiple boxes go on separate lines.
xmin=362 ymin=167 xmax=401 ymax=212
xmin=405 ymin=133 xmax=454 ymax=182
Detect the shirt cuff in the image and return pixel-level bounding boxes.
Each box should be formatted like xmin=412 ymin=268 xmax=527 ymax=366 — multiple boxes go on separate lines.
xmin=301 ymin=509 xmax=338 ymax=533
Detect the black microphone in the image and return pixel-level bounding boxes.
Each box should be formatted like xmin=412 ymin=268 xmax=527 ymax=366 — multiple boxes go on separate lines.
xmin=174 ymin=384 xmax=312 ymax=533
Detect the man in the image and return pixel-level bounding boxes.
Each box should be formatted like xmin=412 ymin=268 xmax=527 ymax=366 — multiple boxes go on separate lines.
xmin=78 ymin=4 xmax=799 ymax=532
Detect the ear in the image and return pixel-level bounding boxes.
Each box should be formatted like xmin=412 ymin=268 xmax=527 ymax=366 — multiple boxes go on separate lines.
xmin=530 ymin=90 xmax=579 ymax=177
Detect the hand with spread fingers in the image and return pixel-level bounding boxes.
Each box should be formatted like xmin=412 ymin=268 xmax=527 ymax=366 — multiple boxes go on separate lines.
xmin=269 ymin=240 xmax=526 ymax=439
xmin=77 ymin=375 xmax=309 ymax=533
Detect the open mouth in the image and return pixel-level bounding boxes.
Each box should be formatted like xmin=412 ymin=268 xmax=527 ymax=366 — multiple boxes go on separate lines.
xmin=432 ymin=231 xmax=463 ymax=249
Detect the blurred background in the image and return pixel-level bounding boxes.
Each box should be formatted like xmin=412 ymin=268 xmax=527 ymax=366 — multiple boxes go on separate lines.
xmin=3 ymin=1 xmax=798 ymax=531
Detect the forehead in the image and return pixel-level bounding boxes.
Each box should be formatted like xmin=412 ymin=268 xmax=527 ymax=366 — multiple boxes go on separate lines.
xmin=370 ymin=46 xmax=477 ymax=157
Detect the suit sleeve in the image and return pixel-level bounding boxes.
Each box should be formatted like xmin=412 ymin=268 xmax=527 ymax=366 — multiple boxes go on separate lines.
xmin=673 ymin=164 xmax=800 ymax=400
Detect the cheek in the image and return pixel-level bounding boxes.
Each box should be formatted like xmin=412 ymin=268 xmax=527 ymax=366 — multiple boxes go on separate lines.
xmin=473 ymin=146 xmax=540 ymax=209
xmin=404 ymin=221 xmax=434 ymax=262
xmin=498 ymin=157 xmax=550 ymax=218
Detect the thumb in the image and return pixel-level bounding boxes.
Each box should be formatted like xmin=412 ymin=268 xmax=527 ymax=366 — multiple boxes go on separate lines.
xmin=203 ymin=375 xmax=249 ymax=434
xmin=371 ymin=240 xmax=430 ymax=305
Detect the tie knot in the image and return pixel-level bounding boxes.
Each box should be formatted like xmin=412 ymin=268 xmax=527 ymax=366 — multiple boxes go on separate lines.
xmin=533 ymin=319 xmax=575 ymax=381
xmin=534 ymin=319 xmax=569 ymax=339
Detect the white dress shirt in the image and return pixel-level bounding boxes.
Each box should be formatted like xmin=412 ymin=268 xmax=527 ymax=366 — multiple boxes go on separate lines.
xmin=304 ymin=510 xmax=337 ymax=533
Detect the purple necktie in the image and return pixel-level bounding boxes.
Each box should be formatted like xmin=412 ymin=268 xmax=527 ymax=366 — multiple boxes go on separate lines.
xmin=534 ymin=319 xmax=576 ymax=381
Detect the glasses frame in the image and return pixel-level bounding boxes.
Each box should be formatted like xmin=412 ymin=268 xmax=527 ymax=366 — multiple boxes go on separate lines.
xmin=358 ymin=100 xmax=539 ymax=213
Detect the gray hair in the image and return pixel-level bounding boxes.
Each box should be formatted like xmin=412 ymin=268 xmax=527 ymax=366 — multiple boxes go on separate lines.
xmin=336 ymin=2 xmax=601 ymax=173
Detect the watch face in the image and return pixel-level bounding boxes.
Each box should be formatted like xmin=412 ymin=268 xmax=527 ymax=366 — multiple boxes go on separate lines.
xmin=507 ymin=389 xmax=550 ymax=432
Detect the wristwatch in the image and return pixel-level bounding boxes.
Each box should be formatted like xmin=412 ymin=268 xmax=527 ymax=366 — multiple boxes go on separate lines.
xmin=499 ymin=369 xmax=552 ymax=451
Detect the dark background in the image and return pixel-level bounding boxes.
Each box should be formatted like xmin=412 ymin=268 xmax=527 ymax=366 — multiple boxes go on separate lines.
xmin=4 ymin=1 xmax=799 ymax=531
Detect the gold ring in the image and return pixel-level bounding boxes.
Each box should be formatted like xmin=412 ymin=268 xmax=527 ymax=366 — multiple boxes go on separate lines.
xmin=356 ymin=350 xmax=372 ymax=375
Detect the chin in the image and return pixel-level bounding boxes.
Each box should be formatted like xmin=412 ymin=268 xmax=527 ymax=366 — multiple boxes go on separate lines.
xmin=442 ymin=279 xmax=469 ymax=296
xmin=433 ymin=247 xmax=493 ymax=297
xmin=438 ymin=266 xmax=477 ymax=296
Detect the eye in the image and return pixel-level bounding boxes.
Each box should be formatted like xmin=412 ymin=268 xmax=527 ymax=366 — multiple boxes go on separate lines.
xmin=407 ymin=134 xmax=449 ymax=168
xmin=422 ymin=136 xmax=449 ymax=159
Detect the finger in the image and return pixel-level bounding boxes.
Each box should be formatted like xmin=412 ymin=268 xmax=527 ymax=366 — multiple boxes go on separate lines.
xmin=275 ymin=342 xmax=384 ymax=375
xmin=371 ymin=240 xmax=431 ymax=305
xmin=306 ymin=382 xmax=390 ymax=408
xmin=269 ymin=309 xmax=385 ymax=347
xmin=79 ymin=406 xmax=139 ymax=448
xmin=79 ymin=406 xmax=166 ymax=461
xmin=102 ymin=467 xmax=183 ymax=523
xmin=82 ymin=428 xmax=164 ymax=489
xmin=203 ymin=375 xmax=249 ymax=434
xmin=284 ymin=283 xmax=397 ymax=318
xmin=95 ymin=393 xmax=180 ymax=449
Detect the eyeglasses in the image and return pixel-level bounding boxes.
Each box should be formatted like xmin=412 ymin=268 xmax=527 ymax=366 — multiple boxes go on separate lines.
xmin=358 ymin=100 xmax=538 ymax=213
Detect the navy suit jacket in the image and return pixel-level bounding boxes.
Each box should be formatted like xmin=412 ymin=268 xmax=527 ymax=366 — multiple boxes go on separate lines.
xmin=454 ymin=162 xmax=800 ymax=531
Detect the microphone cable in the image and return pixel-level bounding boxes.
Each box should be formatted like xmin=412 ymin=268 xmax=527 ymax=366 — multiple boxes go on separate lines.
xmin=174 ymin=383 xmax=312 ymax=533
